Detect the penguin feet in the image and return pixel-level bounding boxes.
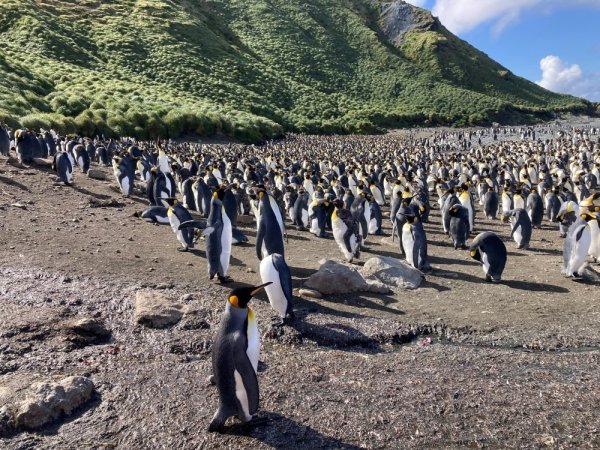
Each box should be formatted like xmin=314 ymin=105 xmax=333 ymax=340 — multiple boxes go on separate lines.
xmin=207 ymin=375 xmax=216 ymax=385
xmin=177 ymin=247 xmax=189 ymax=252
xmin=217 ymin=275 xmax=233 ymax=284
xmin=485 ymin=275 xmax=493 ymax=282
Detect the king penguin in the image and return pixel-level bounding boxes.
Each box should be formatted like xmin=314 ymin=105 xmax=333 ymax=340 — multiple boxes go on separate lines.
xmin=259 ymin=253 xmax=294 ymax=323
xmin=208 ymin=283 xmax=271 ymax=432
xmin=402 ymin=212 xmax=431 ymax=271
xmin=562 ymin=212 xmax=595 ymax=279
xmin=256 ymin=190 xmax=285 ymax=260
xmin=331 ymin=199 xmax=361 ymax=263
xmin=509 ymin=208 xmax=532 ymax=249
xmin=53 ymin=151 xmax=73 ymax=185
xmin=166 ymin=199 xmax=198 ymax=252
xmin=469 ymin=232 xmax=507 ymax=282
xmin=448 ymin=204 xmax=470 ymax=250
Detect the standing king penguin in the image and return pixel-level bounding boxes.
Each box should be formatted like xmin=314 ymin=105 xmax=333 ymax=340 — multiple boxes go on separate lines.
xmin=208 ymin=283 xmax=272 ymax=432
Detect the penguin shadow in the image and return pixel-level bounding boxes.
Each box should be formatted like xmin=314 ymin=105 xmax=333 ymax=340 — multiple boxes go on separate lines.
xmin=502 ymin=279 xmax=569 ymax=293
xmin=289 ymin=266 xmax=318 ymax=280
xmin=420 ymin=278 xmax=451 ymax=292
xmin=429 ymin=255 xmax=479 ymax=267
xmin=188 ymin=248 xmax=206 ymax=258
xmin=70 ymin=185 xmax=113 ymax=201
xmin=427 ymin=238 xmax=455 ymax=249
xmin=229 ymin=255 xmax=245 ymax=267
xmin=292 ymin=317 xmax=383 ymax=353
xmin=0 ymin=174 xmax=30 ymax=191
xmin=323 ymin=293 xmax=405 ymax=318
xmin=285 ymin=233 xmax=312 ymax=241
xmin=432 ymin=268 xmax=489 ymax=285
xmin=225 ymin=411 xmax=363 ymax=450
xmin=529 ymin=247 xmax=563 ymax=256
xmin=292 ymin=297 xmax=370 ymax=320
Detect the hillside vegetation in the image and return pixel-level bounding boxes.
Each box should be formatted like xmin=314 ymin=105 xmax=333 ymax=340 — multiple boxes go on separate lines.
xmin=0 ymin=0 xmax=591 ymax=142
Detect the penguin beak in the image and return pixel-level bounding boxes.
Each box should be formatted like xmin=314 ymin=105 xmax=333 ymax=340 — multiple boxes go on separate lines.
xmin=250 ymin=282 xmax=272 ymax=296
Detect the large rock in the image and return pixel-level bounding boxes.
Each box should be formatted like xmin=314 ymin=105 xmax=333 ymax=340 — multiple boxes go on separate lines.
xmin=13 ymin=376 xmax=95 ymax=430
xmin=304 ymin=260 xmax=391 ymax=295
xmin=134 ymin=291 xmax=184 ymax=328
xmin=63 ymin=317 xmax=111 ymax=347
xmin=360 ymin=256 xmax=424 ymax=290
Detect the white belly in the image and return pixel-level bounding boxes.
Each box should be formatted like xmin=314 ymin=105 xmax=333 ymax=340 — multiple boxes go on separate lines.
xmin=514 ymin=225 xmax=523 ymax=245
xmin=402 ymin=226 xmax=415 ymax=267
xmin=260 ymin=258 xmax=288 ymax=318
xmin=220 ymin=209 xmax=232 ymax=275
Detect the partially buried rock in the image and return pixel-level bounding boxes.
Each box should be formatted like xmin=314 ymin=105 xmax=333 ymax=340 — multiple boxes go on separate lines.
xmin=64 ymin=317 xmax=111 ymax=347
xmin=360 ymin=256 xmax=424 ymax=289
xmin=304 ymin=259 xmax=391 ymax=295
xmin=13 ymin=376 xmax=95 ymax=430
xmin=134 ymin=291 xmax=184 ymax=328
xmin=87 ymin=169 xmax=106 ymax=180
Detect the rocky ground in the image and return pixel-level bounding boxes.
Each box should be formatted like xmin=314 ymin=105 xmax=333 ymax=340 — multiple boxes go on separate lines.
xmin=1 ymin=137 xmax=600 ymax=449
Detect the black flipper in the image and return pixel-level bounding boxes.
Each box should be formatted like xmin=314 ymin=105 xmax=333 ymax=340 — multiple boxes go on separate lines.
xmin=178 ymin=220 xmax=206 ymax=230
xmin=256 ymin=225 xmax=265 ymax=260
xmin=233 ymin=334 xmax=259 ymax=418
xmin=271 ymin=254 xmax=293 ymax=313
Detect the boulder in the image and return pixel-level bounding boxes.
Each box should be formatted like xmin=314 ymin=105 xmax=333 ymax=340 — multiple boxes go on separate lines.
xmin=304 ymin=260 xmax=391 ymax=295
xmin=13 ymin=376 xmax=95 ymax=430
xmin=360 ymin=256 xmax=424 ymax=290
xmin=87 ymin=169 xmax=106 ymax=180
xmin=134 ymin=291 xmax=184 ymax=328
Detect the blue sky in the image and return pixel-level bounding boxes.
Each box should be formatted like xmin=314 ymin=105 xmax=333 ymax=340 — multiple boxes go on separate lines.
xmin=405 ymin=0 xmax=600 ymax=101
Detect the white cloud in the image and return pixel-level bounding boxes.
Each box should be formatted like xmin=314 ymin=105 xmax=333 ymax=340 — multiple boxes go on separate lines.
xmin=431 ymin=0 xmax=600 ymax=35
xmin=537 ymin=55 xmax=600 ymax=101
xmin=404 ymin=0 xmax=428 ymax=7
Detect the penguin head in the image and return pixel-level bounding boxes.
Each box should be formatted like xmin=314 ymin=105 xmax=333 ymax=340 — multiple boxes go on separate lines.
xmin=581 ymin=212 xmax=597 ymax=222
xmin=228 ymin=283 xmax=273 ymax=309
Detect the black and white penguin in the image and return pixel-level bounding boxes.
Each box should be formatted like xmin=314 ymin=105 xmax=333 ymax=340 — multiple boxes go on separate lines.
xmin=469 ymin=232 xmax=507 ymax=282
xmin=508 ymin=208 xmax=532 ymax=249
xmin=292 ymin=190 xmax=310 ymax=231
xmin=112 ymin=155 xmax=135 ymax=197
xmin=482 ymin=186 xmax=499 ymax=220
xmin=167 ymin=199 xmax=197 ymax=251
xmin=53 ymin=151 xmax=73 ymax=185
xmin=544 ymin=187 xmax=562 ymax=223
xmin=256 ymin=190 xmax=285 ymax=260
xmin=139 ymin=206 xmax=170 ymax=224
xmin=402 ymin=212 xmax=430 ymax=271
xmin=97 ymin=146 xmax=109 ymax=166
xmin=73 ymin=144 xmax=90 ymax=173
xmin=526 ymin=188 xmax=543 ymax=228
xmin=557 ymin=201 xmax=579 ymax=238
xmin=192 ymin=193 xmax=233 ymax=283
xmin=0 ymin=125 xmax=10 ymax=156
xmin=259 ymin=253 xmax=294 ymax=323
xmin=350 ymin=193 xmax=369 ymax=247
xmin=441 ymin=188 xmax=460 ymax=234
xmin=448 ymin=204 xmax=469 ymax=250
xmin=308 ymin=199 xmax=328 ymax=238
xmin=208 ymin=283 xmax=271 ymax=433
xmin=562 ymin=213 xmax=595 ymax=279
xmin=368 ymin=198 xmax=383 ymax=235
xmin=331 ymin=200 xmax=361 ymax=263
xmin=193 ymin=176 xmax=213 ymax=217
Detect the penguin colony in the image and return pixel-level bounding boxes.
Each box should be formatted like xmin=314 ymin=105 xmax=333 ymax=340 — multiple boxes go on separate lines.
xmin=3 ymin=121 xmax=600 ymax=431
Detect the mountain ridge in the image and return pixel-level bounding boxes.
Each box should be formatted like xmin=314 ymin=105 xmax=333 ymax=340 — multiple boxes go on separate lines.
xmin=0 ymin=0 xmax=592 ymax=142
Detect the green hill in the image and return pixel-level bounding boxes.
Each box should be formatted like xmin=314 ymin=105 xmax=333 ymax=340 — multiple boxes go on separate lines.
xmin=0 ymin=0 xmax=592 ymax=142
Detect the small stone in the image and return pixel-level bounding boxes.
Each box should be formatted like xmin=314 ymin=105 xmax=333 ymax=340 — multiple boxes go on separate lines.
xmin=299 ymin=288 xmax=322 ymax=299
xmin=246 ymin=267 xmax=255 ymax=273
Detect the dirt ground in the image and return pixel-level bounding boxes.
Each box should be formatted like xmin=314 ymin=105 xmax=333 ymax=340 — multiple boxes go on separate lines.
xmin=1 ymin=142 xmax=600 ymax=449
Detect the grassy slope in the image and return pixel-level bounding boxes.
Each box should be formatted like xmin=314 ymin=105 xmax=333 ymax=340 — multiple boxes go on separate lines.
xmin=0 ymin=0 xmax=591 ymax=142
